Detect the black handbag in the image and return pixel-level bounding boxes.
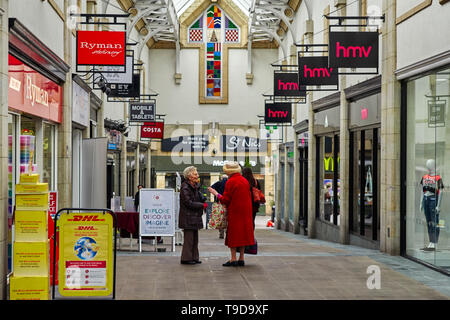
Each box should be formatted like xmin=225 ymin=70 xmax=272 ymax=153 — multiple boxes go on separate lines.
xmin=245 ymin=239 xmax=257 ymax=255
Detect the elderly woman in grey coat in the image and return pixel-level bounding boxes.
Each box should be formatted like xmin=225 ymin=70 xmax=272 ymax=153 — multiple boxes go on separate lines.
xmin=179 ymin=166 xmax=207 ymax=265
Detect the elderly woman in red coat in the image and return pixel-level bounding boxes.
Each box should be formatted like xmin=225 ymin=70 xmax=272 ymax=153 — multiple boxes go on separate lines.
xmin=208 ymin=162 xmax=254 ymax=267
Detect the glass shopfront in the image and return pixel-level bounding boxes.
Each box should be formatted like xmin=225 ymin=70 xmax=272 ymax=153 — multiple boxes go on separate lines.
xmin=314 ymin=106 xmax=340 ymax=226
xmin=349 ymin=92 xmax=381 ymax=242
xmin=404 ymin=66 xmax=450 ymax=273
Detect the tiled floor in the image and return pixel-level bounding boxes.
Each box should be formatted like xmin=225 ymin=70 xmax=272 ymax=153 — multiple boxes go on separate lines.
xmin=114 ymin=216 xmax=450 ymax=300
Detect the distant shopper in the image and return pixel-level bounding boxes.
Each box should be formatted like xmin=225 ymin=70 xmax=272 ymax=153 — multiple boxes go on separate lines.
xmin=134 ymin=184 xmax=144 ymax=211
xmin=210 ymin=174 xmax=228 ymax=239
xmin=208 ymin=162 xmax=254 ymax=267
xmin=179 ymin=166 xmax=207 ymax=265
xmin=242 ymin=167 xmax=264 ymax=230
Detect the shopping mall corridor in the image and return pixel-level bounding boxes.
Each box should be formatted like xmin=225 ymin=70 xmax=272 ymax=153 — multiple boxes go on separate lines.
xmin=114 ymin=216 xmax=450 ymax=300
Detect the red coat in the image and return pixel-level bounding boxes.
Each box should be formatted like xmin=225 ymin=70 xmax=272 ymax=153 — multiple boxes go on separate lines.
xmin=219 ymin=173 xmax=255 ymax=248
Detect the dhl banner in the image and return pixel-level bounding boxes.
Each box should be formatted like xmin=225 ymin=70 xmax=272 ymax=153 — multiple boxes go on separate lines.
xmin=57 ymin=212 xmax=115 ymax=297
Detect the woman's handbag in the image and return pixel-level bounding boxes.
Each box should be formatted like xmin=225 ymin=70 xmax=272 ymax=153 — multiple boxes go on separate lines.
xmin=252 ymin=187 xmax=266 ymax=204
xmin=208 ymin=202 xmax=227 ymax=230
xmin=245 ymin=239 xmax=258 ymax=255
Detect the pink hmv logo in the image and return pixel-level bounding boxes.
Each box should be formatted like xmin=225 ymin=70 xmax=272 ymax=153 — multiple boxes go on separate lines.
xmin=268 ymin=108 xmax=289 ymax=118
xmin=336 ymin=42 xmax=372 ymax=58
xmin=304 ymin=65 xmax=333 ymax=78
xmin=278 ymin=80 xmax=300 ymax=91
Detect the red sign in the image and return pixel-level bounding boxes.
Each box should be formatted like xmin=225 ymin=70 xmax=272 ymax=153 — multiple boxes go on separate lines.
xmin=77 ymin=30 xmax=126 ymax=66
xmin=48 ymin=191 xmax=57 ymax=217
xmin=8 ymin=55 xmax=63 ymax=123
xmin=141 ymin=122 xmax=164 ymax=139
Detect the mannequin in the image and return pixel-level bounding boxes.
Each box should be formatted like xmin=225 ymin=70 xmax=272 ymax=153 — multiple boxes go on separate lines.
xmin=420 ymin=159 xmax=444 ymax=251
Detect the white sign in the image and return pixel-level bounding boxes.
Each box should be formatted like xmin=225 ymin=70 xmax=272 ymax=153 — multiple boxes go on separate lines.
xmin=72 ymin=81 xmax=89 ymax=127
xmin=99 ymin=55 xmax=133 ymax=84
xmin=139 ymin=188 xmax=175 ymax=239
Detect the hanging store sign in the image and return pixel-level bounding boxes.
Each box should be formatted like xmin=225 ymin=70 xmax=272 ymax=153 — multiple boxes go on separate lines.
xmin=428 ymin=100 xmax=446 ymax=127
xmin=161 ymin=135 xmax=209 ymax=152
xmin=274 ymin=72 xmax=306 ymax=97
xmin=76 ymin=30 xmax=126 ymax=67
xmin=8 ymin=54 xmax=63 ymax=123
xmin=328 ymin=31 xmax=379 ymax=69
xmin=141 ymin=122 xmax=164 ymax=139
xmin=72 ymin=80 xmax=90 ymax=127
xmin=221 ymin=136 xmax=267 ymax=153
xmin=96 ymin=55 xmax=134 ymax=84
xmin=298 ymin=56 xmax=338 ymax=86
xmin=129 ymin=102 xmax=155 ymax=122
xmin=107 ymin=73 xmax=140 ymax=98
xmin=264 ymin=102 xmax=292 ymax=124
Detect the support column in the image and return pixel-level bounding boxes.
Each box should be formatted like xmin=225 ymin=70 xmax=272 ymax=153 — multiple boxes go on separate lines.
xmin=0 ymin=0 xmax=9 ymax=300
xmin=120 ymin=135 xmax=127 ymax=210
xmin=135 ymin=144 xmax=140 ymax=192
xmin=339 ymin=87 xmax=350 ymax=244
xmin=146 ymin=145 xmax=151 ymax=188
xmin=380 ymin=0 xmax=401 ymax=255
xmin=156 ymin=172 xmax=166 ymax=189
xmin=275 ymin=148 xmax=282 ymax=229
xmin=283 ymin=148 xmax=290 ymax=231
xmin=57 ymin=0 xmax=73 ymax=210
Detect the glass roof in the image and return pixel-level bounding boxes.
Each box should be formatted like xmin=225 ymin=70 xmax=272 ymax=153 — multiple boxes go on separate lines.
xmin=172 ymin=0 xmax=252 ymax=17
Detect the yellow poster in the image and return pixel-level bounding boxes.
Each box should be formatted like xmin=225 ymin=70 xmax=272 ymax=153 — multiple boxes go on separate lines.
xmin=13 ymin=241 xmax=49 ymax=277
xmin=58 ymin=212 xmax=114 ymax=297
xmin=14 ymin=211 xmax=48 ymax=242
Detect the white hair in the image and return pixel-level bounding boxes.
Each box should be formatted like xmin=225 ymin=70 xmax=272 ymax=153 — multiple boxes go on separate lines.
xmin=183 ymin=166 xmax=198 ymax=179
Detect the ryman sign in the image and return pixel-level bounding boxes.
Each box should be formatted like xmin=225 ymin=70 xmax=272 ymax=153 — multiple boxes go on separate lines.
xmin=76 ymin=30 xmax=126 ymax=66
xmin=129 ymin=102 xmax=155 ymax=122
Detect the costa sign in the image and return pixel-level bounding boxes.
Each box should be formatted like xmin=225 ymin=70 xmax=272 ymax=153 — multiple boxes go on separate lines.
xmin=141 ymin=122 xmax=164 ymax=139
xmin=274 ymin=72 xmax=305 ymax=97
xmin=298 ymin=56 xmax=338 ymax=86
xmin=328 ymin=31 xmax=379 ymax=68
xmin=265 ymin=102 xmax=292 ymax=124
xmin=76 ymin=30 xmax=126 ymax=66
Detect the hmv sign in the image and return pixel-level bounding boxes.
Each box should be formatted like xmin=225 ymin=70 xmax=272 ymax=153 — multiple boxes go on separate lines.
xmin=265 ymin=102 xmax=292 ymax=124
xmin=274 ymin=72 xmax=306 ymax=97
xmin=329 ymin=31 xmax=379 ymax=68
xmin=298 ymin=56 xmax=338 ymax=86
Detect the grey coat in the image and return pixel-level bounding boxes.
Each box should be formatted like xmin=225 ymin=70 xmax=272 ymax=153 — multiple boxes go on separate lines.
xmin=178 ymin=180 xmax=205 ymax=230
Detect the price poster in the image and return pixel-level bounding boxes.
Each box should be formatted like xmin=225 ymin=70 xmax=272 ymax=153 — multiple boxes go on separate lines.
xmin=58 ymin=212 xmax=114 ymax=297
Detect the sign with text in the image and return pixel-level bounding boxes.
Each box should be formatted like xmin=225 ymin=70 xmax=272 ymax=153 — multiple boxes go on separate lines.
xmin=265 ymin=102 xmax=292 ymax=124
xmin=97 ymin=55 xmax=133 ymax=84
xmin=58 ymin=212 xmax=114 ymax=297
xmin=161 ymin=135 xmax=209 ymax=152
xmin=139 ymin=189 xmax=175 ymax=237
xmin=221 ymin=136 xmax=267 ymax=152
xmin=274 ymin=72 xmax=306 ymax=97
xmin=428 ymin=100 xmax=446 ymax=127
xmin=76 ymin=30 xmax=126 ymax=66
xmin=107 ymin=73 xmax=140 ymax=98
xmin=329 ymin=31 xmax=379 ymax=68
xmin=298 ymin=56 xmax=338 ymax=86
xmin=8 ymin=54 xmax=63 ymax=123
xmin=129 ymin=102 xmax=155 ymax=122
xmin=141 ymin=122 xmax=164 ymax=139
xmin=48 ymin=191 xmax=57 ymax=218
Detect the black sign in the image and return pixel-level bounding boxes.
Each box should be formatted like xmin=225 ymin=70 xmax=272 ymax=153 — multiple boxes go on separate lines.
xmin=298 ymin=56 xmax=338 ymax=86
xmin=274 ymin=72 xmax=306 ymax=97
xmin=161 ymin=135 xmax=209 ymax=152
xmin=221 ymin=136 xmax=267 ymax=152
xmin=107 ymin=73 xmax=140 ymax=98
xmin=265 ymin=102 xmax=292 ymax=124
xmin=428 ymin=100 xmax=446 ymax=128
xmin=129 ymin=102 xmax=155 ymax=122
xmin=329 ymin=31 xmax=379 ymax=68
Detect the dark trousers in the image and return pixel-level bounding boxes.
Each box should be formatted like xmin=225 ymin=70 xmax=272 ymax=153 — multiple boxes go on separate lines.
xmin=181 ymin=229 xmax=199 ymax=262
xmin=423 ymin=196 xmax=440 ymax=243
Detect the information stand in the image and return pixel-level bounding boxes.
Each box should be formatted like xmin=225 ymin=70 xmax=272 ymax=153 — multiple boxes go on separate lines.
xmin=139 ymin=189 xmax=176 ymax=252
xmin=52 ymin=208 xmax=117 ymax=300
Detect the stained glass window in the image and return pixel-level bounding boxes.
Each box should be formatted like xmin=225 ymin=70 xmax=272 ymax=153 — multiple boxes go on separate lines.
xmin=188 ymin=5 xmax=240 ymax=99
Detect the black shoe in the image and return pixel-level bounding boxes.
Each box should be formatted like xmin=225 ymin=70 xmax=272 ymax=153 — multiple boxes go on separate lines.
xmin=181 ymin=260 xmax=196 ymax=265
xmin=194 ymin=260 xmax=202 ymax=264
xmin=157 ymin=239 xmax=163 ymax=244
xmin=223 ymin=261 xmax=238 ymax=267
xmin=237 ymin=260 xmax=245 ymax=266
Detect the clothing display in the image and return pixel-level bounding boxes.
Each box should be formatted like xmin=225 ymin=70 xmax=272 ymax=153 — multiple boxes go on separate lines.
xmin=420 ymin=174 xmax=444 ymax=245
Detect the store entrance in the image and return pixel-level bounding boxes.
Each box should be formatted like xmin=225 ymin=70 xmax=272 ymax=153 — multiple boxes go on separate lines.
xmin=299 ymin=147 xmax=308 ymax=234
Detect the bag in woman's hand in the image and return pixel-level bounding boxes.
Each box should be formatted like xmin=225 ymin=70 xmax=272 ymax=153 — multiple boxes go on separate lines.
xmin=245 ymin=238 xmax=258 ymax=255
xmin=208 ymin=202 xmax=227 ymax=230
xmin=252 ymin=187 xmax=266 ymax=204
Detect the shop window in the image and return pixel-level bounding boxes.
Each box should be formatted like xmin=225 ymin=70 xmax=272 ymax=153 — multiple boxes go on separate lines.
xmin=20 ymin=117 xmax=37 ymax=174
xmin=405 ymin=66 xmax=450 ymax=273
xmin=8 ymin=114 xmax=18 ymax=275
xmin=317 ymin=135 xmax=340 ymax=225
